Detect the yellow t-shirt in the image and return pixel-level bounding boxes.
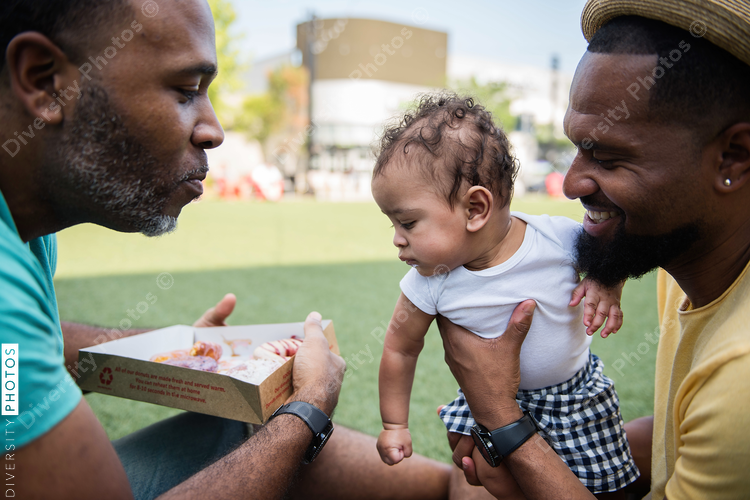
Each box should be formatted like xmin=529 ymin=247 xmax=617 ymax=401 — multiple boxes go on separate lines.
xmin=649 ymin=263 xmax=750 ymax=499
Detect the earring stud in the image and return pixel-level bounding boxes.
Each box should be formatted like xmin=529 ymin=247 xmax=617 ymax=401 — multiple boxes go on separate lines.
xmin=724 ymin=178 xmax=732 ymax=186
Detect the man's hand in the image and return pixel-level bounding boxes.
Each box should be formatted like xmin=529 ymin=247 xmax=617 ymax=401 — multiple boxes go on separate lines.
xmin=437 ymin=300 xmax=536 ymax=429
xmin=193 ymin=293 xmax=237 ymax=327
xmin=287 ymin=311 xmax=346 ymax=415
xmin=439 ymin=302 xmax=596 ymax=499
xmin=447 ymin=431 xmax=474 ymax=469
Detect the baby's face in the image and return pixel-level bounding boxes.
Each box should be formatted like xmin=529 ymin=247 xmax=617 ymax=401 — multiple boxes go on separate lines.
xmin=372 ymin=165 xmax=470 ymax=277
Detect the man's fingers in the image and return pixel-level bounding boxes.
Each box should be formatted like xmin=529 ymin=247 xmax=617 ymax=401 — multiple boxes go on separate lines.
xmin=451 ymin=434 xmax=475 ymax=469
xmin=212 ymin=293 xmax=236 ymax=323
xmin=301 ymin=312 xmax=345 ymax=373
xmin=505 ymin=300 xmax=536 ymax=347
xmin=303 ymin=311 xmax=325 ymax=341
xmin=447 ymin=430 xmax=461 ymax=451
xmin=461 ymin=457 xmax=482 ymax=486
xmin=193 ymin=293 xmax=236 ymax=327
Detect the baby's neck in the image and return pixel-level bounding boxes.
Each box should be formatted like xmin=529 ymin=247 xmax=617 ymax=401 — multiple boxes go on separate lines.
xmin=463 ymin=215 xmax=526 ymax=271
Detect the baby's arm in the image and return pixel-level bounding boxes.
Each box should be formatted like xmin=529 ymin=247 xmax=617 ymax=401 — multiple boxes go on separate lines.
xmin=377 ymin=292 xmax=435 ymax=465
xmin=570 ymin=278 xmax=625 ymax=337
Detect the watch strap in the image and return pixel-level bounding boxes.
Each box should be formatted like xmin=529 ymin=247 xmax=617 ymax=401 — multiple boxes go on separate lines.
xmin=272 ymin=401 xmax=330 ymax=435
xmin=489 ymin=411 xmax=539 ymax=459
xmin=270 ymin=401 xmax=334 ymax=464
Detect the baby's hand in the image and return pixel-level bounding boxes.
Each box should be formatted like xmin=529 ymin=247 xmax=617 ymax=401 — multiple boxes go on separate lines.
xmin=377 ymin=426 xmax=413 ymax=465
xmin=570 ymin=278 xmax=625 ymax=338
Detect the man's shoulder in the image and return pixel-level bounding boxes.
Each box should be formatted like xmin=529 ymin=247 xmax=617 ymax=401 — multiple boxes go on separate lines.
xmin=0 ymin=227 xmax=81 ymax=449
xmin=0 ymin=224 xmax=53 ymax=302
xmin=696 ymin=263 xmax=750 ymax=359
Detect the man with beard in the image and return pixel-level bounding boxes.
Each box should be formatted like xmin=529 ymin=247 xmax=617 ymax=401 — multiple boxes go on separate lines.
xmin=439 ymin=1 xmax=750 ymax=499
xmin=0 ymin=1 xmax=451 ymax=499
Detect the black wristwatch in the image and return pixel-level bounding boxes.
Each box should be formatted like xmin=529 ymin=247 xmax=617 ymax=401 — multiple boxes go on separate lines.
xmin=471 ymin=411 xmax=540 ymax=467
xmin=270 ymin=401 xmax=334 ymax=463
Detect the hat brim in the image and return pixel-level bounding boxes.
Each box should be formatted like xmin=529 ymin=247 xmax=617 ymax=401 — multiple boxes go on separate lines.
xmin=581 ymin=0 xmax=750 ymax=67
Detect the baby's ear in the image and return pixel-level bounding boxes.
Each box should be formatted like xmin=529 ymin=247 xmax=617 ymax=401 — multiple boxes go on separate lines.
xmin=465 ymin=186 xmax=493 ymax=232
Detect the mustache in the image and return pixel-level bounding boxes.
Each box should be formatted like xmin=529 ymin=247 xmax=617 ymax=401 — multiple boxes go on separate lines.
xmin=580 ymin=194 xmax=620 ymax=212
xmin=179 ymin=165 xmax=209 ymax=182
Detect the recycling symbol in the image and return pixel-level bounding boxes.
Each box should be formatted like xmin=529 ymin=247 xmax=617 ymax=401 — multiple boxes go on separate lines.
xmin=99 ymin=367 xmax=113 ymax=385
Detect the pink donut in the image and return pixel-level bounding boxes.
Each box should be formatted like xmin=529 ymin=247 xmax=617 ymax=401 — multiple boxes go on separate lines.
xmin=163 ymin=355 xmax=218 ymax=372
xmin=253 ymin=338 xmax=302 ymax=361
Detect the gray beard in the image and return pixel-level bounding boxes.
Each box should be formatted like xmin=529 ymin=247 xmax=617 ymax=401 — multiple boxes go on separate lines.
xmin=46 ymin=83 xmax=206 ymax=236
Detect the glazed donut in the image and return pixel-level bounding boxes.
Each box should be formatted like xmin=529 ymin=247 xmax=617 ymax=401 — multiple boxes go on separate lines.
xmin=150 ymin=349 xmax=190 ymax=363
xmin=163 ymin=355 xmax=218 ymax=372
xmin=219 ymin=358 xmax=284 ymax=385
xmin=189 ymin=341 xmax=223 ymax=361
xmin=224 ymin=338 xmax=254 ymax=357
xmin=253 ymin=338 xmax=302 ymax=362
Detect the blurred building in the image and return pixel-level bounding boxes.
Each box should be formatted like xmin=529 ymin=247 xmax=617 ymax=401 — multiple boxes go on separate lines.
xmin=295 ymin=17 xmax=447 ymax=200
xmin=448 ymin=54 xmax=573 ymax=133
xmin=239 ymin=17 xmax=574 ymax=200
xmin=449 ymin=54 xmax=574 ymax=194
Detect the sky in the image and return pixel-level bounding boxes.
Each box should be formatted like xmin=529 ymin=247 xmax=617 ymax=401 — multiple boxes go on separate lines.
xmin=233 ymin=0 xmax=592 ymax=74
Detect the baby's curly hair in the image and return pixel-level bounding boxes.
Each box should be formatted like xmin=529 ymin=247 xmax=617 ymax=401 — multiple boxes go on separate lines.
xmin=373 ymin=92 xmax=518 ymax=209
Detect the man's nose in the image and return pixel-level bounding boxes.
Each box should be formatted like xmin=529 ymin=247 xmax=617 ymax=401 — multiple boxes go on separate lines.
xmin=563 ymin=150 xmax=599 ymax=200
xmin=192 ymin=99 xmax=225 ymax=150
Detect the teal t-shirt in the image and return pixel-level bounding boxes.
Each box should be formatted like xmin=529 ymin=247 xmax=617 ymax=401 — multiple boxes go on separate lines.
xmin=0 ymin=190 xmax=82 ymax=448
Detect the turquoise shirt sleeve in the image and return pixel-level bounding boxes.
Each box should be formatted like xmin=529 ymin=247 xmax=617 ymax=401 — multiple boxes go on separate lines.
xmin=1 ymin=224 xmax=82 ymax=449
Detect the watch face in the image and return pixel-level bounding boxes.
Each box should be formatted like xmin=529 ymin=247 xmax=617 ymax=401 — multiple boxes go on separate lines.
xmin=303 ymin=423 xmax=334 ymax=464
xmin=471 ymin=425 xmax=498 ymax=467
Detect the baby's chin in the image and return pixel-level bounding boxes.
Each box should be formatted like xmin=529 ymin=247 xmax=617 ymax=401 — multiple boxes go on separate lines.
xmin=415 ymin=264 xmax=453 ymax=280
xmin=414 ymin=266 xmax=431 ymax=277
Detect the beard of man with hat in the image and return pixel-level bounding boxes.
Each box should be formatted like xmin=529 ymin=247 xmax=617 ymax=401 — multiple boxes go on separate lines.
xmin=439 ymin=1 xmax=750 ymax=499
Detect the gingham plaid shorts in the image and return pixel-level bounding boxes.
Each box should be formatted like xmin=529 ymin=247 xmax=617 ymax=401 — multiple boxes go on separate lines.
xmin=439 ymin=353 xmax=639 ymax=493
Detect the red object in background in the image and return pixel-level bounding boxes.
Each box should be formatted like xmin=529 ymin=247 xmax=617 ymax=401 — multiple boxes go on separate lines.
xmin=545 ymin=172 xmax=565 ymax=198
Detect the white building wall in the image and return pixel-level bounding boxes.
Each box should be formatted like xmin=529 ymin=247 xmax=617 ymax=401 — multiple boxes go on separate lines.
xmin=309 ymin=79 xmax=434 ymax=200
xmin=448 ymin=54 xmax=573 ymax=132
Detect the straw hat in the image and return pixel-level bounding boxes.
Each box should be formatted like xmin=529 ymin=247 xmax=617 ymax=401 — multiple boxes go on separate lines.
xmin=581 ymin=0 xmax=750 ymax=67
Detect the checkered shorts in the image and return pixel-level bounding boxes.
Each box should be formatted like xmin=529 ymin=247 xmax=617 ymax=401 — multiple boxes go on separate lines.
xmin=439 ymin=353 xmax=639 ymax=493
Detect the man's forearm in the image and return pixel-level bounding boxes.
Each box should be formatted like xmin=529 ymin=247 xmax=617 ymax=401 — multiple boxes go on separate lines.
xmin=61 ymin=321 xmax=150 ymax=375
xmin=158 ymin=412 xmax=312 ymax=499
xmin=479 ymin=409 xmax=594 ymax=500
xmin=504 ymin=434 xmax=594 ymax=499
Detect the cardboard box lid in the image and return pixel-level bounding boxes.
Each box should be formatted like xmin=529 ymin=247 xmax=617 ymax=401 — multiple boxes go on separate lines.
xmin=80 ymin=320 xmax=339 ymax=361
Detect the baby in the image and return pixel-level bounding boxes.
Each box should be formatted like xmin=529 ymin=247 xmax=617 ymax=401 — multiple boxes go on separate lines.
xmin=372 ymin=93 xmax=638 ymax=496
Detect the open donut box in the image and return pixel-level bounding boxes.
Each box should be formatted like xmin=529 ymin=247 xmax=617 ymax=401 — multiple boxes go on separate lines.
xmin=77 ymin=320 xmax=338 ymax=424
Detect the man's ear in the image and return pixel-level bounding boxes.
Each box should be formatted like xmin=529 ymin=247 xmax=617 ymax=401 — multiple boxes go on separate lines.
xmin=464 ymin=186 xmax=493 ymax=232
xmin=714 ymin=122 xmax=750 ymax=192
xmin=6 ymin=32 xmax=79 ymax=125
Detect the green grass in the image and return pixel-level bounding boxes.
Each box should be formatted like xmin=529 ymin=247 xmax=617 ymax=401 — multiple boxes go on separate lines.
xmin=55 ymin=196 xmax=659 ymax=463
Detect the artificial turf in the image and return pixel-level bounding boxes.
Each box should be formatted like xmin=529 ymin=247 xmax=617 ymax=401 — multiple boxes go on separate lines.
xmin=55 ymin=197 xmax=658 ymax=464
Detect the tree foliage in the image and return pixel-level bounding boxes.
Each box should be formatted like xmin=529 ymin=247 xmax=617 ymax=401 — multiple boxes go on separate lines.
xmin=450 ymin=77 xmax=517 ymax=132
xmin=236 ymin=65 xmax=309 ymax=161
xmin=207 ymin=0 xmax=245 ymax=126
